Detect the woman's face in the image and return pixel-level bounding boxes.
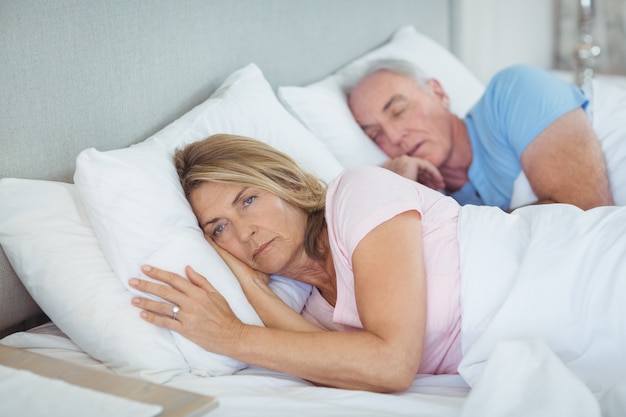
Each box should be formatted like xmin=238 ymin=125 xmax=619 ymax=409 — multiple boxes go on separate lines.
xmin=189 ymin=181 xmax=309 ymax=275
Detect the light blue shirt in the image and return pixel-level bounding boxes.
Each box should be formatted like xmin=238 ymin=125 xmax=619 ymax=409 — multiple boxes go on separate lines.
xmin=451 ymin=65 xmax=588 ymax=210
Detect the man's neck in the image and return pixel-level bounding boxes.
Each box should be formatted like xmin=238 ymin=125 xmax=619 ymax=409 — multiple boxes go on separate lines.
xmin=440 ymin=117 xmax=472 ymax=193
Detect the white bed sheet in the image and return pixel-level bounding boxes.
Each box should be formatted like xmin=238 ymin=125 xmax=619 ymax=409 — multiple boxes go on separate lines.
xmin=1 ymin=323 xmax=468 ymax=417
xmin=0 ymin=364 xmax=163 ymax=417
xmin=5 ymin=320 xmax=618 ymax=416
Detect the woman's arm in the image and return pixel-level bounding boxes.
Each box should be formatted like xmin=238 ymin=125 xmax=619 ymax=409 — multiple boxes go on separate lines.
xmin=130 ymin=210 xmax=426 ymax=392
xmin=209 ymin=240 xmax=321 ymax=332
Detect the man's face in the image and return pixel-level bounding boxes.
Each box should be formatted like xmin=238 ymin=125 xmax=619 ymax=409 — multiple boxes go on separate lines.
xmin=348 ymin=70 xmax=454 ymax=168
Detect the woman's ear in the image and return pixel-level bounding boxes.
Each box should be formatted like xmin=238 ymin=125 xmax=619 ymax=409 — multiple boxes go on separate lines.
xmin=426 ymin=78 xmax=450 ymax=109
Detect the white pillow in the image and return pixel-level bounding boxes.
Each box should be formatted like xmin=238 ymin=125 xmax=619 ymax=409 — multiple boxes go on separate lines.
xmin=73 ymin=63 xmax=342 ymax=376
xmin=0 ymin=63 xmax=339 ymax=382
xmin=0 ymin=179 xmax=188 ymax=383
xmin=593 ymin=77 xmax=626 ymax=206
xmin=278 ymin=25 xmax=485 ymax=168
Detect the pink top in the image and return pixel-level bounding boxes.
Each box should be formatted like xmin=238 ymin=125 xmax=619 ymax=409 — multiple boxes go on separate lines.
xmin=302 ymin=166 xmax=462 ymax=374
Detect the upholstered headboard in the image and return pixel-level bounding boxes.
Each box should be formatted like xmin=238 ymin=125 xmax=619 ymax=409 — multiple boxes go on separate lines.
xmin=0 ymin=0 xmax=451 ymax=335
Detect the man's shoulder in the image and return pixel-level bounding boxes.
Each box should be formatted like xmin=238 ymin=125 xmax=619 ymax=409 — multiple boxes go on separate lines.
xmin=487 ymin=65 xmax=541 ymax=90
xmin=474 ymin=65 xmax=559 ymax=113
xmin=488 ymin=65 xmax=566 ymax=93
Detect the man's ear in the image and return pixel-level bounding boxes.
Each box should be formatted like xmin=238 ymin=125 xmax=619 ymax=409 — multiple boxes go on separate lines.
xmin=426 ymin=78 xmax=450 ymax=109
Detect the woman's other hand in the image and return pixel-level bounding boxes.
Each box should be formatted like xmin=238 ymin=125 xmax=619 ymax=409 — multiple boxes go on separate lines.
xmin=129 ymin=265 xmax=244 ymax=355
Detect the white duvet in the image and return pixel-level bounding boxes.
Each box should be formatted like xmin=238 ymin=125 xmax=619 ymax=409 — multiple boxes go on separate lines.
xmin=5 ymin=205 xmax=625 ymax=416
xmin=3 ymin=206 xmax=626 ymax=416
xmin=457 ymin=203 xmax=626 ymax=416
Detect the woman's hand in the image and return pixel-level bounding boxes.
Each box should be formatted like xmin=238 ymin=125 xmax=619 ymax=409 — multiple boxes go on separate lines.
xmin=208 ymin=239 xmax=270 ymax=288
xmin=210 ymin=240 xmax=321 ymax=333
xmin=129 ymin=265 xmax=244 ymax=355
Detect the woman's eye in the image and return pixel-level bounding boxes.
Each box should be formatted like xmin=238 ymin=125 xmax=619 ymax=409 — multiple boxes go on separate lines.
xmin=243 ymin=196 xmax=256 ymax=206
xmin=213 ymin=224 xmax=225 ymax=236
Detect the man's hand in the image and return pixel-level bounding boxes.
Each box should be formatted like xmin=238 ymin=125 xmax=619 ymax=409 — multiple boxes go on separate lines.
xmin=384 ymin=155 xmax=445 ymax=190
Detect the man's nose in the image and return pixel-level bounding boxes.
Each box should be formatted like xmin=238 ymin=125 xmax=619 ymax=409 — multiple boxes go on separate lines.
xmin=382 ymin=123 xmax=405 ymax=147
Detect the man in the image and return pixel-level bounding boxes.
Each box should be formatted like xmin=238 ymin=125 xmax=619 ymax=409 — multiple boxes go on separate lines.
xmin=347 ymin=60 xmax=613 ymax=210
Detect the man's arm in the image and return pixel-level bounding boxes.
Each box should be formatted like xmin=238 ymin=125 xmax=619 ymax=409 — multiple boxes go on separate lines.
xmin=520 ymin=108 xmax=613 ymax=209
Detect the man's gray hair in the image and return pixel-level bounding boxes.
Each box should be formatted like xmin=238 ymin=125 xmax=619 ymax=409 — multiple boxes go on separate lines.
xmin=344 ymin=58 xmax=431 ymax=94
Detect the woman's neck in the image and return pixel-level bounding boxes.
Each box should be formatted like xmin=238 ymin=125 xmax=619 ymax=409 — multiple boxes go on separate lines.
xmin=283 ymin=230 xmax=337 ymax=306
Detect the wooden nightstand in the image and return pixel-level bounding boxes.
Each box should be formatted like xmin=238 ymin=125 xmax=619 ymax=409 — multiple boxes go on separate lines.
xmin=0 ymin=344 xmax=217 ymax=417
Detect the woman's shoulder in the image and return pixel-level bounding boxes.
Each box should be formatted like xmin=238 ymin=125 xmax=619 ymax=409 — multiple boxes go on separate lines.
xmin=329 ymin=165 xmax=452 ymax=209
xmin=327 ymin=165 xmax=396 ymax=203
xmin=334 ymin=165 xmax=448 ymax=194
xmin=338 ymin=165 xmax=388 ymax=177
xmin=329 ymin=166 xmax=413 ymax=201
xmin=333 ymin=165 xmax=409 ymax=188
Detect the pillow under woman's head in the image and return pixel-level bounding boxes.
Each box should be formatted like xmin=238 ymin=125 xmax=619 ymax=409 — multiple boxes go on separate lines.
xmin=1 ymin=63 xmax=341 ymax=382
xmin=73 ymin=63 xmax=343 ymax=379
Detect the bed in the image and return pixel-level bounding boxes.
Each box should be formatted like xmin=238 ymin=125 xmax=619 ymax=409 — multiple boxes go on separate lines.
xmin=1 ymin=1 xmax=626 ymax=416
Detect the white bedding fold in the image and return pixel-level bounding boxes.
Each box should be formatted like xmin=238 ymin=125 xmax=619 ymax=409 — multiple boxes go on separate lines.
xmin=458 ymin=204 xmax=626 ymax=415
xmin=461 ymin=339 xmax=601 ymax=417
xmin=2 ymin=325 xmax=470 ymax=417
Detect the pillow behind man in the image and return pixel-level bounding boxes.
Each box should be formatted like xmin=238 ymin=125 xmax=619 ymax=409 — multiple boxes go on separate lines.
xmin=278 ymin=25 xmax=485 ymax=169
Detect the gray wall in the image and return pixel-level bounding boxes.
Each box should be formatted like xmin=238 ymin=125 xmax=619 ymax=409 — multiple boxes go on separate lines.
xmin=1 ymin=0 xmax=450 ymax=183
xmin=0 ymin=0 xmax=451 ymax=333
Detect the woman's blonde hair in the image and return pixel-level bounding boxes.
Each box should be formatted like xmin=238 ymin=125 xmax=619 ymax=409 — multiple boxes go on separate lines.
xmin=174 ymin=134 xmax=328 ymax=260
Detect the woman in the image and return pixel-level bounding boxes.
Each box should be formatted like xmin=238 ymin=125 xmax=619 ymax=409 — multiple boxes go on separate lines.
xmin=129 ymin=134 xmax=625 ymax=394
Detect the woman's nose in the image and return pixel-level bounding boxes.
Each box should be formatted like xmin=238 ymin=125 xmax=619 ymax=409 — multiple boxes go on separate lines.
xmin=235 ymin=223 xmax=256 ymax=242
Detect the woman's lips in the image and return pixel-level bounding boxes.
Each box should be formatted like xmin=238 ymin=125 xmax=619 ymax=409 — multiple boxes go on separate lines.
xmin=253 ymin=238 xmax=275 ymax=259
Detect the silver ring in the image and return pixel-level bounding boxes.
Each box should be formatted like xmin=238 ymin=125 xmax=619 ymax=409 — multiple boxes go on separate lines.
xmin=171 ymin=304 xmax=180 ymax=320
